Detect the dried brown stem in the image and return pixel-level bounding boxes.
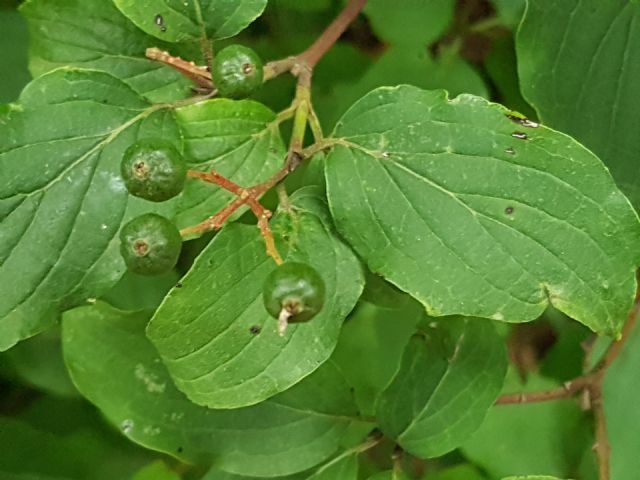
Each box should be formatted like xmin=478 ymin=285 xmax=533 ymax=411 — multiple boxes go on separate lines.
xmin=589 ymin=374 xmax=611 ymax=480
xmin=176 ymin=0 xmax=366 ymax=256
xmin=146 ymin=48 xmax=213 ymax=90
xmin=495 ymin=374 xmax=595 ymax=405
xmin=601 ymin=291 xmax=640 ymax=369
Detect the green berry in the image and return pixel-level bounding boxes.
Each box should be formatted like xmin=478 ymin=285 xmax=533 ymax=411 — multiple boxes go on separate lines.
xmin=121 ymin=139 xmax=186 ymax=202
xmin=119 ymin=213 xmax=182 ymax=276
xmin=211 ymin=45 xmax=264 ymax=98
xmin=263 ymin=262 xmax=325 ymax=323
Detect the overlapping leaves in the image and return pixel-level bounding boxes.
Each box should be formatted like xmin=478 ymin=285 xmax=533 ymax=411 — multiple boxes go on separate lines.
xmin=518 ymin=0 xmax=640 ymax=207
xmin=113 ymin=0 xmax=267 ymax=43
xmin=63 ymin=302 xmax=362 ymax=477
xmin=147 ymin=189 xmax=364 ymax=408
xmin=0 ymin=68 xmax=182 ymax=351
xmin=21 ymin=0 xmax=193 ymax=103
xmin=174 ymin=99 xmax=285 ymax=230
xmin=376 ymin=317 xmax=507 ymax=458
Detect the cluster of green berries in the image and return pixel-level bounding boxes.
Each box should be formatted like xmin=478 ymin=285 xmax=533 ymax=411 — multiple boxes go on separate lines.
xmin=119 ymin=138 xmax=185 ymax=276
xmin=117 ymin=45 xmax=325 ymax=327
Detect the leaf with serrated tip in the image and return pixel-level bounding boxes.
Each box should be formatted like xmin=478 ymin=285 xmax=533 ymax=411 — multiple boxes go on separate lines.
xmin=325 ymin=85 xmax=640 ymax=336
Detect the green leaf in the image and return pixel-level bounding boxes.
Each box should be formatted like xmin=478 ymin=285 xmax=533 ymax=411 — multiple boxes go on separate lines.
xmin=21 ymin=0 xmax=192 ymax=103
xmin=426 ymin=465 xmax=488 ymax=480
xmin=147 ymin=188 xmax=364 ymax=408
xmin=101 ymin=270 xmax=181 ymax=311
xmin=324 ymin=85 xmax=640 ymax=336
xmin=517 ymin=1 xmax=640 ymax=207
xmin=490 ymin=0 xmax=526 ymax=29
xmin=63 ymin=301 xmax=362 ymax=477
xmin=202 ymin=470 xmax=306 ymax=480
xmin=332 ymin=301 xmax=422 ymax=416
xmin=605 ymin=309 xmax=640 ymax=478
xmin=364 ymin=0 xmax=455 ymax=46
xmin=462 ymin=371 xmax=592 ymax=478
xmin=307 ymin=454 xmax=358 ymax=480
xmin=0 ymin=10 xmax=30 ymax=103
xmin=319 ymin=46 xmax=488 ymax=130
xmin=1 ymin=325 xmax=77 ymax=396
xmin=367 ymin=470 xmax=410 ymax=480
xmin=0 ymin=68 xmax=186 ymax=351
xmin=113 ymin=0 xmax=267 ymax=43
xmin=484 ymin=36 xmax=536 ymax=119
xmin=0 ymin=397 xmax=154 ymax=480
xmin=502 ymin=477 xmax=566 ymax=480
xmin=132 ymin=461 xmax=180 ymax=480
xmin=174 ymin=98 xmax=285 ymax=231
xmin=376 ymin=317 xmax=507 ymax=458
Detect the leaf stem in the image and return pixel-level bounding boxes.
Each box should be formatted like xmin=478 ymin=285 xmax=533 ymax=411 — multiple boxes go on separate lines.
xmin=298 ymin=0 xmax=368 ymax=68
xmin=312 ymin=429 xmax=383 ymax=476
xmin=495 ymin=373 xmax=595 ymax=405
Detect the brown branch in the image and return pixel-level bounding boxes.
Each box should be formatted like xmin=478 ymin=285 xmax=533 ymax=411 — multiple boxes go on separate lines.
xmin=589 ymin=374 xmax=611 ymax=480
xmin=187 ymin=169 xmax=245 ymax=196
xmin=179 ymin=197 xmax=245 ymax=237
xmin=495 ymin=287 xmax=640 ymax=480
xmin=495 ymin=374 xmax=595 ymax=405
xmin=146 ymin=48 xmax=213 ymax=90
xmin=601 ymin=290 xmax=640 ymax=369
xmin=298 ymin=0 xmax=368 ymax=68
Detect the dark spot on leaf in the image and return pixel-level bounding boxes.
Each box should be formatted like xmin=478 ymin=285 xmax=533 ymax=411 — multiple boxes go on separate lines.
xmin=506 ymin=114 xmax=539 ymax=128
xmin=177 ymin=446 xmax=183 ymax=453
xmin=249 ymin=325 xmax=261 ymax=335
xmin=154 ymin=14 xmax=166 ymax=32
xmin=505 ymin=206 xmax=514 ymax=215
xmin=381 ymin=151 xmax=391 ymax=158
xmin=512 ymin=132 xmax=528 ymax=140
xmin=175 ymin=282 xmax=183 ymax=288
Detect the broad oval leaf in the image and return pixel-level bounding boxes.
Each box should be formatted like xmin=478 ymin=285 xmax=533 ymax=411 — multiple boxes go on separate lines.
xmin=147 ymin=188 xmax=364 ymax=408
xmin=376 ymin=317 xmax=507 ymax=458
xmin=21 ymin=0 xmax=193 ymax=103
xmin=113 ymin=0 xmax=267 ymax=43
xmin=174 ymin=98 xmax=285 ymax=231
xmin=325 ymin=85 xmax=640 ymax=336
xmin=517 ymin=1 xmax=640 ymax=207
xmin=63 ymin=302 xmax=361 ymax=477
xmin=0 ymin=68 xmax=184 ymax=351
xmin=363 ymin=0 xmax=455 ymax=47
